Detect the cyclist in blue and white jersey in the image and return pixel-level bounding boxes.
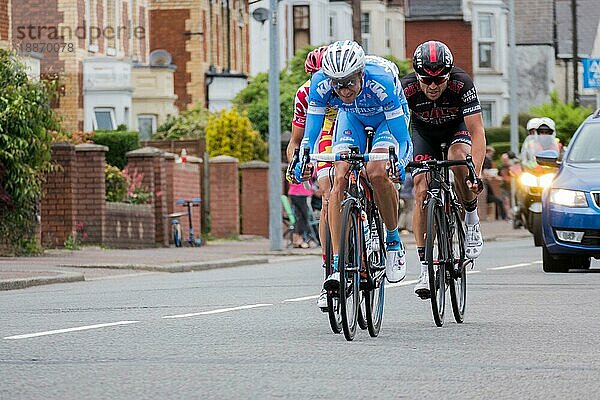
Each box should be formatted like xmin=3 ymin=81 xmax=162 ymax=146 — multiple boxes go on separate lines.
xmin=296 ymin=40 xmax=412 ymax=288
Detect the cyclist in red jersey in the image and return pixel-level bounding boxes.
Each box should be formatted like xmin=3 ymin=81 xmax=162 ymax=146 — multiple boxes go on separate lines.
xmin=400 ymin=41 xmax=486 ymax=299
xmin=286 ymin=46 xmax=338 ymax=310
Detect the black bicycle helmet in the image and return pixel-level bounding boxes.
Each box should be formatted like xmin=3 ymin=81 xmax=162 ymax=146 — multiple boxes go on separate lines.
xmin=412 ymin=40 xmax=454 ymax=77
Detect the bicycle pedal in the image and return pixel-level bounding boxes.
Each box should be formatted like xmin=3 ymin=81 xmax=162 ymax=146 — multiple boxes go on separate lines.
xmin=415 ymin=289 xmax=431 ymax=299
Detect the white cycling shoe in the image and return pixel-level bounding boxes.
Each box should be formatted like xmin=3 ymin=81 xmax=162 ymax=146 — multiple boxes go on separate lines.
xmin=385 ymin=249 xmax=406 ymax=283
xmin=316 ymin=288 xmax=328 ymax=311
xmin=465 ymin=222 xmax=483 ymax=260
xmin=414 ymin=263 xmax=430 ymax=299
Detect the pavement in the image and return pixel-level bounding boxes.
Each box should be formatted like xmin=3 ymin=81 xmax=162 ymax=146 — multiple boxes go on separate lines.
xmin=0 ymin=220 xmax=530 ymax=291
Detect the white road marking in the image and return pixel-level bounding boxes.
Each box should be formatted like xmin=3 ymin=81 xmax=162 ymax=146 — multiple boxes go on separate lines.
xmin=284 ymin=295 xmax=318 ymax=302
xmin=489 ymin=262 xmax=531 ymax=270
xmin=162 ymin=303 xmax=273 ymax=319
xmin=532 ymin=260 xmax=542 ymax=264
xmin=3 ymin=320 xmax=139 ymax=340
xmin=467 ymin=270 xmax=481 ymax=274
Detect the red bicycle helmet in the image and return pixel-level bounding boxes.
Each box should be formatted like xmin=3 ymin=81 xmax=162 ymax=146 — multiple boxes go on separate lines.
xmin=412 ymin=40 xmax=454 ymax=77
xmin=304 ymin=46 xmax=328 ymax=74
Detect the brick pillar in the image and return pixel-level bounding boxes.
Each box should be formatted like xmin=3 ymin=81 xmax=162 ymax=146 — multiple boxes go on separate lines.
xmin=41 ymin=143 xmax=76 ymax=247
xmin=240 ymin=160 xmax=269 ymax=237
xmin=126 ymin=147 xmax=168 ymax=246
xmin=209 ymin=155 xmax=239 ymax=238
xmin=75 ymin=143 xmax=108 ymax=245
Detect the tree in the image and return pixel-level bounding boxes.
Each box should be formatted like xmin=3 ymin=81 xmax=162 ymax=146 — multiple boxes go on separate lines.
xmin=0 ymin=49 xmax=58 ymax=254
xmin=205 ymin=108 xmax=267 ymax=162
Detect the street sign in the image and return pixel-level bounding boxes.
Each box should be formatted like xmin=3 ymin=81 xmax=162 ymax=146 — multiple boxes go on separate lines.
xmin=582 ymin=58 xmax=600 ymax=89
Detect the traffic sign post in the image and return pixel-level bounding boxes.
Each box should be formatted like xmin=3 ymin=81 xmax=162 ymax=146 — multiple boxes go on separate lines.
xmin=583 ymin=58 xmax=600 ymax=109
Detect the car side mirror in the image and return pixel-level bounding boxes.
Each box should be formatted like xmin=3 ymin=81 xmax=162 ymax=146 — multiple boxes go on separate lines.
xmin=536 ymin=150 xmax=560 ymax=167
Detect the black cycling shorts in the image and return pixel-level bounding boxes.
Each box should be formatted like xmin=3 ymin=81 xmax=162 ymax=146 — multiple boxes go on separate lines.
xmin=411 ymin=121 xmax=472 ymax=176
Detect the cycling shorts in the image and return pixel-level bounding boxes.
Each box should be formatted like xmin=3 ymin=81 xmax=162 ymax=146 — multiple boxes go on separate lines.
xmin=411 ymin=120 xmax=472 ymax=177
xmin=316 ymin=122 xmax=334 ymax=181
xmin=332 ymin=110 xmax=399 ymax=155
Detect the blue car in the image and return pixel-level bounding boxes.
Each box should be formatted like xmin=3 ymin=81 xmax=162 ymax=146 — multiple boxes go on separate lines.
xmin=538 ymin=109 xmax=600 ymax=272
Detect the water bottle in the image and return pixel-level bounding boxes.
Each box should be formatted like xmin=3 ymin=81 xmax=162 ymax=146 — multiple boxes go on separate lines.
xmin=370 ymin=221 xmax=380 ymax=252
xmin=361 ymin=211 xmax=371 ymax=254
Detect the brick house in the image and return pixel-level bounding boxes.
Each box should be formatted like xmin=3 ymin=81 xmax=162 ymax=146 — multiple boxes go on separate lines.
xmin=9 ymin=0 xmax=180 ymax=134
xmin=149 ymin=0 xmax=251 ymax=112
xmin=0 ymin=0 xmax=8 ymax=49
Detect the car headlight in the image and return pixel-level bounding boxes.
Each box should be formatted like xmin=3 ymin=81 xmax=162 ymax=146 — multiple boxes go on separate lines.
xmin=520 ymin=172 xmax=538 ymax=187
xmin=549 ymin=189 xmax=588 ymax=207
xmin=539 ymin=173 xmax=555 ymax=188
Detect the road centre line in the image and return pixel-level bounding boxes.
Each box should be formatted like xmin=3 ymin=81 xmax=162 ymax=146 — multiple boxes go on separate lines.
xmin=162 ymin=303 xmax=273 ymax=319
xmin=284 ymin=295 xmax=318 ymax=302
xmin=489 ymin=262 xmax=531 ymax=270
xmin=3 ymin=320 xmax=139 ymax=340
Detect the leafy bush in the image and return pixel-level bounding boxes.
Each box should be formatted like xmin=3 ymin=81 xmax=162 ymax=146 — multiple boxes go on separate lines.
xmin=383 ymin=55 xmax=413 ymax=77
xmin=529 ymin=91 xmax=593 ymax=143
xmin=105 ymin=164 xmax=127 ymax=202
xmin=122 ymin=167 xmax=153 ymax=204
xmin=0 ymin=49 xmax=57 ymax=254
xmin=92 ymin=130 xmax=140 ymax=169
xmin=485 ymin=126 xmax=527 ymax=144
xmin=206 ymin=108 xmax=267 ymax=162
xmin=501 ymin=112 xmax=534 ymax=130
xmin=153 ymin=104 xmax=209 ymax=140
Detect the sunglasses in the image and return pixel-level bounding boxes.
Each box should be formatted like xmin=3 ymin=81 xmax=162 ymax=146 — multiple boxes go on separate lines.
xmin=331 ymin=74 xmax=361 ymax=90
xmin=417 ymin=74 xmax=449 ymax=86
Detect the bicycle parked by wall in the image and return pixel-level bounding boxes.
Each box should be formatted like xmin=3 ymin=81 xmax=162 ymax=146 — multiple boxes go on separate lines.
xmin=167 ymin=198 xmax=202 ymax=247
xmin=307 ymin=135 xmax=397 ymax=341
xmin=406 ymin=144 xmax=477 ymax=327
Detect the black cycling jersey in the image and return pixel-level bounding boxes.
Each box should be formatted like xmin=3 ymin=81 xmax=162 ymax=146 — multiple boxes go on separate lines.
xmin=400 ymin=66 xmax=481 ymax=130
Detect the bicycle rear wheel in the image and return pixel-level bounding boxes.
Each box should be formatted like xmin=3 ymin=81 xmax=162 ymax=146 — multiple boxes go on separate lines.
xmin=365 ymin=209 xmax=385 ymax=337
xmin=426 ymin=198 xmax=447 ymax=327
xmin=449 ymin=206 xmax=467 ymax=323
xmin=173 ymin=223 xmax=182 ymax=247
xmin=338 ymin=200 xmax=361 ymax=341
xmin=324 ymin=222 xmax=342 ymax=334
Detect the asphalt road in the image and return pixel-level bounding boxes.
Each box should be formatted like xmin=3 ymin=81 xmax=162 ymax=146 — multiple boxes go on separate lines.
xmin=1 ymin=237 xmax=599 ymax=399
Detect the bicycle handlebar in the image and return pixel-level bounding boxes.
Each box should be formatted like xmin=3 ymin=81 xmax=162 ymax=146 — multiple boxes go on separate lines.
xmin=308 ymin=152 xmax=391 ymax=162
xmin=406 ymin=155 xmax=478 ymax=184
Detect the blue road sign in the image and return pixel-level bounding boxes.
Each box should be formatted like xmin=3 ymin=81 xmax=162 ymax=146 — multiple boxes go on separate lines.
xmin=583 ymin=58 xmax=600 ymax=89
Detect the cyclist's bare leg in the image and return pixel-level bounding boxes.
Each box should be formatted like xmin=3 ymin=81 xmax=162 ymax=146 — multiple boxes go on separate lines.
xmin=412 ymin=172 xmax=429 ymax=248
xmin=448 ymin=143 xmax=476 ymax=205
xmin=317 ymin=175 xmax=331 ymax=247
xmin=329 ymin=160 xmax=350 ymax=255
xmin=365 ymin=149 xmax=398 ymax=231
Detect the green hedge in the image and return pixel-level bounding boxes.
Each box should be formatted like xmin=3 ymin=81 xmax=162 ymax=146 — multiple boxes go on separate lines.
xmin=485 ymin=126 xmax=527 ymax=144
xmin=92 ymin=131 xmax=140 ymax=169
xmin=487 ymin=141 xmax=511 ymax=157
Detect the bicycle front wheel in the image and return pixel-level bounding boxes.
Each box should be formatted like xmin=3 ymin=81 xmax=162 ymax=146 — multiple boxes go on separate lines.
xmin=449 ymin=206 xmax=467 ymax=323
xmin=365 ymin=209 xmax=385 ymax=337
xmin=338 ymin=200 xmax=361 ymax=341
xmin=426 ymin=198 xmax=447 ymax=327
xmin=324 ymin=222 xmax=342 ymax=334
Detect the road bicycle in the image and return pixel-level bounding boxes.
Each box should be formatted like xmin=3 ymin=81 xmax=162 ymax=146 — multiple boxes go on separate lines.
xmin=166 ymin=198 xmax=202 ymax=247
xmin=306 ymin=130 xmax=397 ymax=341
xmin=406 ymin=145 xmax=477 ymax=327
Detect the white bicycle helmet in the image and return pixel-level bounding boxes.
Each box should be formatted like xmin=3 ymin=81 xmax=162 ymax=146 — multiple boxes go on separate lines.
xmin=321 ymin=40 xmax=366 ymax=79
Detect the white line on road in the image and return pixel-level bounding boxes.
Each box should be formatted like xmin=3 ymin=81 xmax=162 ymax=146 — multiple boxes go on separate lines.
xmin=489 ymin=263 xmax=531 ymax=270
xmin=284 ymin=295 xmax=318 ymax=302
xmin=3 ymin=320 xmax=139 ymax=340
xmin=162 ymin=303 xmax=273 ymax=319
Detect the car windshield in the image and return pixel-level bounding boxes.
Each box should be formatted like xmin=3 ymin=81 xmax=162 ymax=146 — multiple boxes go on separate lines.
xmin=567 ymin=123 xmax=600 ymax=163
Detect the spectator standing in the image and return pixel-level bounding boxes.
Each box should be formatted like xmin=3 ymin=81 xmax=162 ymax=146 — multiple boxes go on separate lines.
xmin=398 ymin=174 xmax=414 ymax=233
xmin=288 ymin=182 xmax=312 ymax=248
xmin=482 ymin=146 xmax=508 ymax=220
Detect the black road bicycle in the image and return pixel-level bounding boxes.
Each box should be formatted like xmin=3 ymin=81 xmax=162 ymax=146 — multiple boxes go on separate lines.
xmin=306 ymin=130 xmax=397 ymax=341
xmin=406 ymin=144 xmax=477 ymax=327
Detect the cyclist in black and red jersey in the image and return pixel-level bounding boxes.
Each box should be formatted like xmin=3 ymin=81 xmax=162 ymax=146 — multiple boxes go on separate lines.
xmin=400 ymin=41 xmax=486 ymax=299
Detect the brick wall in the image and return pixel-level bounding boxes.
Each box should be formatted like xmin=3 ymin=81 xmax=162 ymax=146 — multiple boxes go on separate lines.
xmin=0 ymin=0 xmax=8 ymax=41
xmin=169 ymin=159 xmax=202 ymax=243
xmin=240 ymin=161 xmax=269 ymax=237
xmin=150 ymin=8 xmax=191 ymax=110
xmin=209 ymin=155 xmax=239 ymax=238
xmin=405 ymin=20 xmax=473 ymax=77
xmin=41 ymin=143 xmax=77 ymax=247
xmin=104 ymin=203 xmax=155 ymax=248
xmin=75 ymin=144 xmax=107 ymax=244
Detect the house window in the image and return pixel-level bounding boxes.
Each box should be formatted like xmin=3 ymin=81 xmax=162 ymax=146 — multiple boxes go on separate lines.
xmin=94 ymin=108 xmax=116 ymax=130
xmin=480 ymin=101 xmax=493 ymax=127
xmin=293 ymin=5 xmax=310 ymax=53
xmin=478 ymin=13 xmax=495 ymax=69
xmin=361 ymin=13 xmax=370 ymax=53
xmin=137 ymin=115 xmax=157 ymax=140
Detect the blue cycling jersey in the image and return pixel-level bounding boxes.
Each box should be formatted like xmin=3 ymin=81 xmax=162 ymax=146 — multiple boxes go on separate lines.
xmin=300 ymin=57 xmax=411 ymax=166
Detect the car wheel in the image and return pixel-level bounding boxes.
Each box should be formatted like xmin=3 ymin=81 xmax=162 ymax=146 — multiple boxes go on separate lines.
xmin=531 ymin=214 xmax=543 ymax=247
xmin=542 ymin=245 xmax=568 ymax=273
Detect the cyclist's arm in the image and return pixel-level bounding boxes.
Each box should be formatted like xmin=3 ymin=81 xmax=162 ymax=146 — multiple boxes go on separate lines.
xmin=287 ymin=125 xmax=304 ymax=163
xmin=464 ymin=113 xmax=486 ymax=176
xmin=288 ymin=83 xmax=309 ymax=162
xmin=385 ymin=108 xmax=413 ymax=167
xmin=300 ymin=72 xmax=330 ymax=152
